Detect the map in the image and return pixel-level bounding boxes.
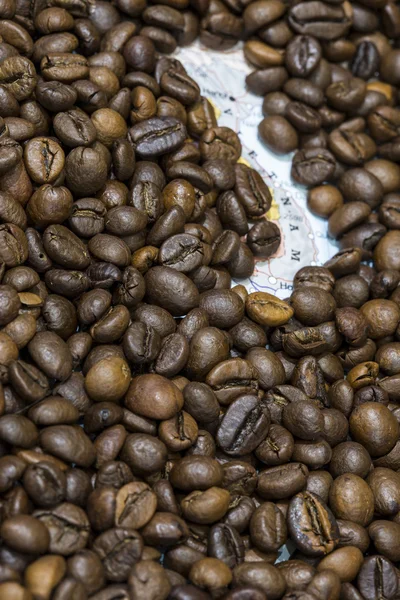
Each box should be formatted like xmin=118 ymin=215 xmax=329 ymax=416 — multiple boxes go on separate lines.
xmin=177 ymin=41 xmax=338 ymax=299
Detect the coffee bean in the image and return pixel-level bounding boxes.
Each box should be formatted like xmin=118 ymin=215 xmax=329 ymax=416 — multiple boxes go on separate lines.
xmin=115 ymin=481 xmax=157 ymax=529
xmin=291 ymin=148 xmax=336 ymax=186
xmin=357 ymin=556 xmax=398 ymax=600
xmin=234 ymin=163 xmax=272 ymax=218
xmin=199 ymin=289 xmax=244 ymax=329
xmin=259 ymin=115 xmax=298 ymax=154
xmin=85 ymin=357 xmax=131 ymax=402
xmin=0 ymin=515 xmax=50 ymax=555
xmin=217 ymin=394 xmax=270 ymax=455
xmin=329 ymin=474 xmax=374 ymax=526
xmin=93 ymin=528 xmax=143 ymax=581
xmin=65 ymin=146 xmax=108 ymax=196
xmin=258 ymin=463 xmax=309 ymax=500
xmin=40 ymin=425 xmax=95 ymax=467
xmin=129 ymin=117 xmax=186 ymax=158
xmin=250 ymin=502 xmax=287 ymax=553
xmin=125 ymin=373 xmax=183 ymax=420
xmin=145 ymin=266 xmax=199 ymax=315
xmin=0 ymin=224 xmax=28 ymax=268
xmin=24 ymin=137 xmax=65 ymax=184
xmin=246 ymin=292 xmax=293 ymax=327
xmin=0 ymin=56 xmax=37 ymax=101
xmin=288 ymin=491 xmax=339 ymax=556
xmin=200 ymin=127 xmax=241 ymax=164
xmin=181 ymin=487 xmax=231 ymax=524
xmin=232 ymin=562 xmax=285 ymax=599
xmin=129 ymin=560 xmax=171 ymax=598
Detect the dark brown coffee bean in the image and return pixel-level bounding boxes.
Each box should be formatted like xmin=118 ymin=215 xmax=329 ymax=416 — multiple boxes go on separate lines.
xmin=329 ymin=473 xmax=374 ymax=526
xmin=285 ymin=35 xmax=322 ymax=76
xmin=199 ymin=289 xmax=244 ymax=329
xmin=0 ymin=515 xmax=50 ymax=555
xmin=88 ymin=234 xmax=131 ymax=267
xmin=129 ymin=560 xmax=171 ymax=598
xmin=232 ymin=562 xmax=285 ymax=599
xmin=288 ymin=2 xmax=352 ymax=40
xmin=258 ymin=463 xmax=309 ymax=500
xmin=216 ymin=394 xmax=270 ymax=455
xmin=249 ymin=502 xmax=287 ymax=553
xmin=161 ymin=69 xmax=200 ymax=106
xmin=291 ymin=148 xmax=336 ymax=186
xmin=0 ymin=224 xmax=28 ymax=268
xmin=200 ymin=127 xmax=241 ymax=164
xmin=28 ymin=331 xmax=72 ymax=381
xmin=93 ymin=528 xmax=143 ymax=582
xmin=158 ymin=233 xmax=204 ymax=273
xmin=357 ymin=556 xmax=398 ymax=600
xmin=65 ymin=146 xmax=108 ymax=196
xmin=234 ymin=163 xmax=272 ymax=218
xmin=0 ymin=56 xmax=37 ymax=101
xmin=40 ymin=425 xmax=95 ymax=468
xmin=181 ymin=486 xmax=231 ymax=524
xmin=129 ymin=117 xmax=186 ymax=158
xmin=259 ymin=115 xmax=298 ymax=154
xmin=288 ymin=491 xmax=339 ymax=556
xmin=145 ymin=266 xmax=199 ymax=316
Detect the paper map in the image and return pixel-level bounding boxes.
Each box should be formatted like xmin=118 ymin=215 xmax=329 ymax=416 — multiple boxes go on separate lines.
xmin=176 ymin=41 xmax=338 ymax=299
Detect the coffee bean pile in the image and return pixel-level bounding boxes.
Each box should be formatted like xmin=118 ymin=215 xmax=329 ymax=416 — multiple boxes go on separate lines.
xmin=1 ymin=0 xmax=400 ymax=599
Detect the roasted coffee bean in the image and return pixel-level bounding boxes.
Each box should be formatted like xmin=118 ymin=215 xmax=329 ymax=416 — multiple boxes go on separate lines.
xmin=93 ymin=528 xmax=143 ymax=582
xmin=38 ymin=419 xmax=87 ymax=465
xmin=160 ymin=69 xmax=200 ymax=106
xmin=357 ymin=555 xmax=398 ymax=600
xmin=258 ymin=115 xmax=298 ymax=154
xmin=65 ymin=146 xmax=108 ymax=196
xmin=291 ymin=148 xmax=336 ymax=186
xmin=249 ymin=501 xmax=287 ymax=553
xmin=129 ymin=117 xmax=186 ymax=158
xmin=208 ymin=523 xmax=244 ymax=568
xmin=23 ymin=462 xmax=66 ymax=507
xmin=146 ymin=206 xmax=186 ymax=247
xmin=141 ymin=511 xmax=189 ymax=547
xmin=88 ymin=234 xmax=131 ymax=267
xmin=145 ymin=266 xmax=199 ymax=316
xmin=229 ymin=317 xmax=267 ymax=353
xmin=256 ymin=424 xmax=294 ymax=466
xmin=200 ymin=12 xmax=243 ymax=51
xmin=129 ymin=560 xmax=171 ymax=598
xmin=215 ymin=191 xmax=248 ymax=236
xmin=0 ymin=515 xmax=50 ymax=555
xmin=0 ymin=56 xmax=37 ymax=101
xmin=246 ymin=66 xmax=289 ymax=96
xmin=216 ymin=394 xmax=270 ymax=455
xmin=199 ymin=289 xmax=244 ymax=329
xmin=288 ymin=491 xmax=339 ymax=556
xmin=0 ymin=224 xmax=28 ymax=268
xmin=28 ymin=331 xmax=72 ymax=381
xmin=158 ymin=233 xmax=204 ymax=273
xmin=181 ymin=487 xmax=231 ymax=524
xmin=329 ymin=474 xmax=374 ymax=526
xmin=234 ymin=163 xmax=272 ymax=218
xmin=258 ymin=463 xmax=309 ymax=500
xmin=27 ymin=185 xmax=73 ymax=230
xmin=200 ymin=127 xmax=241 ymax=164
xmin=125 ymin=373 xmax=183 ymax=420
xmin=285 ymin=35 xmax=322 ymax=77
